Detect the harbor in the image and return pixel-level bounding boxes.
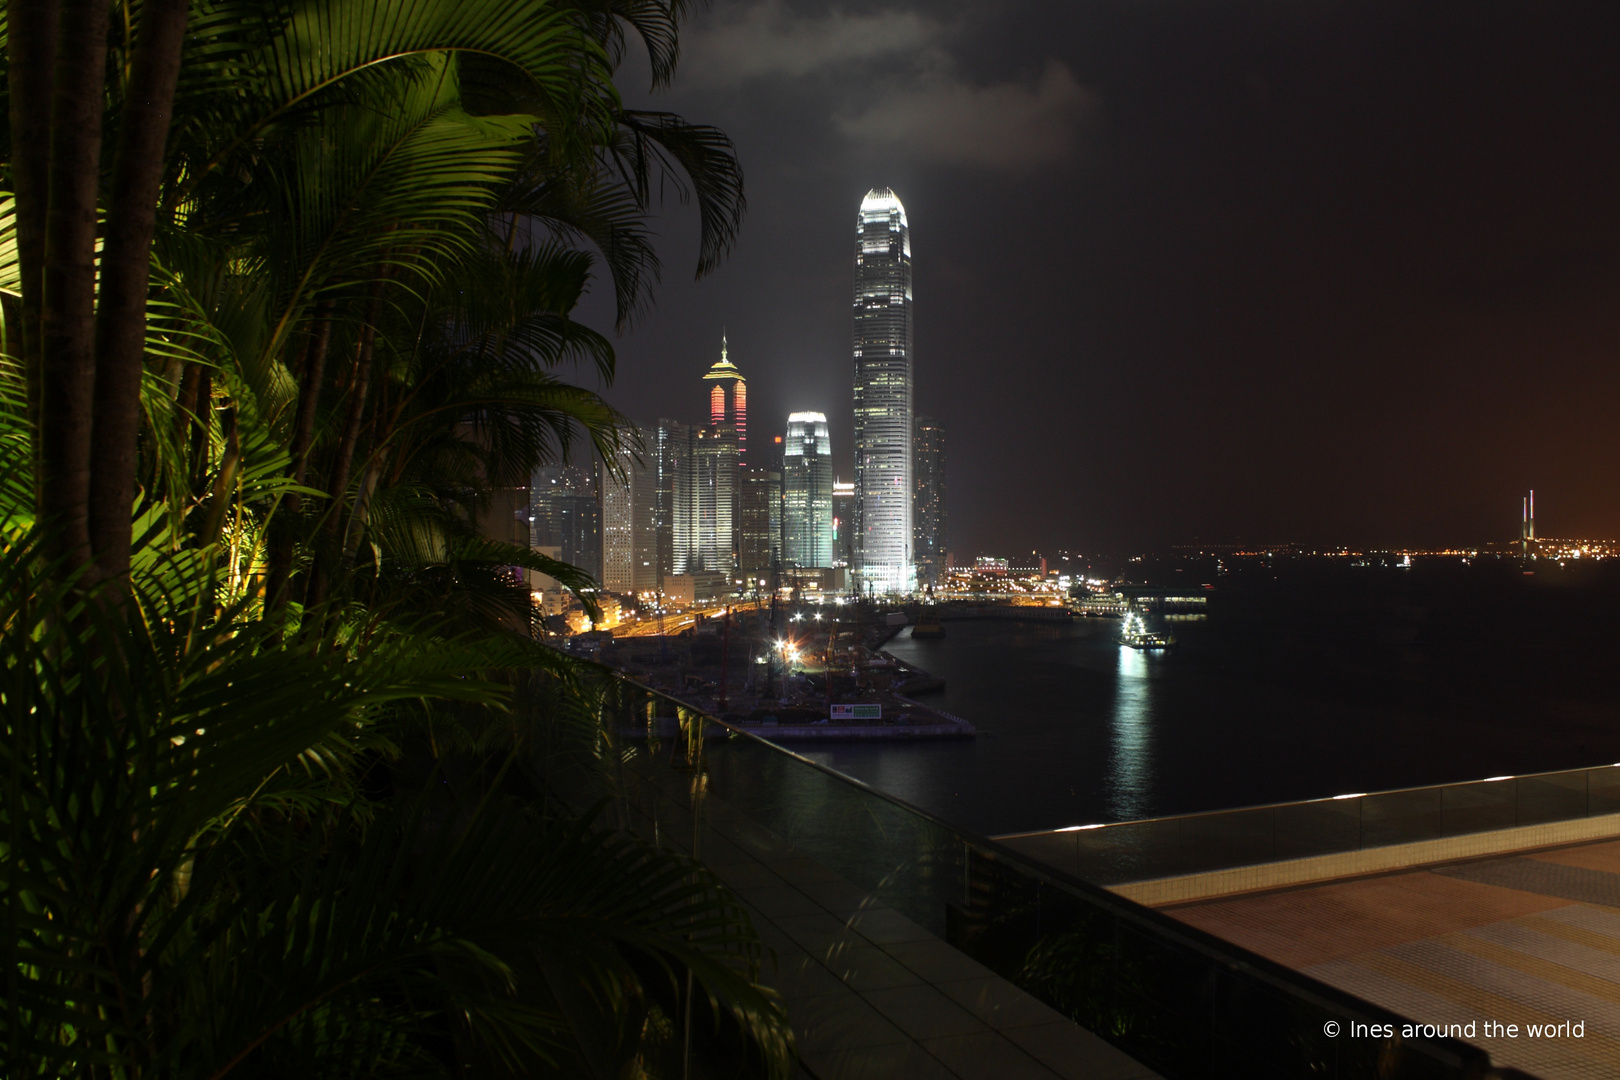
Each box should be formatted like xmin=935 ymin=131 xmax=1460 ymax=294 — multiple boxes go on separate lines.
xmin=588 ymin=605 xmax=976 ymax=740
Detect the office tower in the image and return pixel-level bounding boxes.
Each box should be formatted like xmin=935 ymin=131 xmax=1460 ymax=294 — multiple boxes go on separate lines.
xmin=831 ymin=479 xmax=855 ymax=567
xmin=690 ymin=425 xmax=737 ymax=574
xmin=599 ymin=451 xmax=635 ymax=594
xmin=913 ymin=415 xmax=947 ymax=587
xmin=530 ymin=463 xmax=600 ymax=584
xmin=768 ymin=466 xmax=783 ymax=573
xmin=672 ymin=338 xmax=744 ymax=577
xmin=703 ymin=334 xmax=747 ymax=462
xmin=654 ymin=419 xmax=690 ymax=583
xmin=737 ymin=465 xmax=774 ymax=585
xmin=599 ymin=432 xmax=658 ymax=595
xmin=852 ymin=187 xmax=914 ymax=593
xmin=782 ymin=411 xmax=833 ymax=569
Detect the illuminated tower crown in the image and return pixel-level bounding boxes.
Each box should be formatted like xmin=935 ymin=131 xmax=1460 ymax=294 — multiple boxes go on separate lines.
xmin=702 ymin=333 xmax=747 ymax=460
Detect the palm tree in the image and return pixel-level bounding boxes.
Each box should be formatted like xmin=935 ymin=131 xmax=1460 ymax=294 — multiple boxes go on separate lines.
xmin=2 ymin=0 xmax=786 ymax=1075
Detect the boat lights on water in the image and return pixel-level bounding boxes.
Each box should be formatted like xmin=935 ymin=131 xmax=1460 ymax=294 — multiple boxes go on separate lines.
xmin=1120 ymin=609 xmax=1176 ymax=650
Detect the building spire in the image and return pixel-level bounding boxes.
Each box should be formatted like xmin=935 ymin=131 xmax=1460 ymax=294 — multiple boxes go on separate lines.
xmin=721 ymin=329 xmax=728 ymax=363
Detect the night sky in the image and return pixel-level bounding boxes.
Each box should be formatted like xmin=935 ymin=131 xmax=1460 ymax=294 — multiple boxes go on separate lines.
xmin=575 ymin=0 xmax=1620 ymax=558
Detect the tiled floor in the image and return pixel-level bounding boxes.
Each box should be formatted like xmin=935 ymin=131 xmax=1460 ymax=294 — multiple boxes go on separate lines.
xmin=614 ymin=764 xmax=1161 ymax=1080
xmin=1163 ymin=837 xmax=1620 ymax=1080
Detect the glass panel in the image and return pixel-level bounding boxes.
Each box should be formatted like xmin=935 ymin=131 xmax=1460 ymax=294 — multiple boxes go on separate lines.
xmin=1361 ymin=788 xmax=1443 ymax=847
xmin=704 ymin=735 xmax=961 ymax=934
xmin=1179 ymin=806 xmax=1277 ymax=872
xmin=1272 ymin=798 xmax=1361 ymax=859
xmin=1589 ymin=765 xmax=1620 ymax=816
xmin=1517 ymin=770 xmax=1588 ymax=826
xmin=1439 ymin=779 xmax=1516 ymax=836
xmin=1074 ymin=819 xmax=1182 ymax=885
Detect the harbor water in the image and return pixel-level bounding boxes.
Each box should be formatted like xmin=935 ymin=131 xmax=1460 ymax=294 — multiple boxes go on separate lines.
xmin=791 ymin=563 xmax=1620 ymax=837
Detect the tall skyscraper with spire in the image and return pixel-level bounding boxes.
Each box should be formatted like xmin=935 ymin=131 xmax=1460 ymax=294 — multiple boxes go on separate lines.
xmin=852 ymin=188 xmax=914 ymax=593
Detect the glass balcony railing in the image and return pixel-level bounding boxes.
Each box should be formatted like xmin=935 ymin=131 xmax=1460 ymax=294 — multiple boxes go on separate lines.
xmin=545 ymin=672 xmax=1531 ymax=1080
xmin=996 ymin=765 xmax=1620 ymax=886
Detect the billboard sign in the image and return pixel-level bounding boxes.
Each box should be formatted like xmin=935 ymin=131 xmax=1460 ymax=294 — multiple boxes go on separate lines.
xmin=830 ymin=704 xmax=882 ymax=720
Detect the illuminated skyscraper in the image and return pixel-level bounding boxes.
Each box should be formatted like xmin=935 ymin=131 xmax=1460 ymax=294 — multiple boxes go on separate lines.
xmin=782 ymin=412 xmax=833 ymax=569
xmin=913 ymin=415 xmax=946 ymax=587
xmin=600 ymin=430 xmax=658 ymax=595
xmin=671 ymin=339 xmax=745 ymax=577
xmin=690 ymin=426 xmax=737 ymax=573
xmin=852 ymin=188 xmax=914 ymax=593
xmin=654 ymin=418 xmax=691 ymax=581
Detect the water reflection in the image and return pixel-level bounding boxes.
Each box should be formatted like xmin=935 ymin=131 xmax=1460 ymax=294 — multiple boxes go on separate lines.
xmin=1107 ymin=646 xmax=1155 ymax=819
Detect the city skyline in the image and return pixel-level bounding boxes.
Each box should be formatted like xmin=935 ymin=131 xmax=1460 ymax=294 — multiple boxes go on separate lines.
xmin=579 ymin=1 xmax=1620 ymax=557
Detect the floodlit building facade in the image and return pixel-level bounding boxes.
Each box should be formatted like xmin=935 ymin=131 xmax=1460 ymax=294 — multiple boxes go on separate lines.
xmin=852 ymin=188 xmax=914 ymax=593
xmin=690 ymin=425 xmax=737 ymax=574
xmin=671 ymin=338 xmax=746 ymax=579
xmin=655 ymin=418 xmax=691 ymax=581
xmin=782 ymin=411 xmax=833 ymax=569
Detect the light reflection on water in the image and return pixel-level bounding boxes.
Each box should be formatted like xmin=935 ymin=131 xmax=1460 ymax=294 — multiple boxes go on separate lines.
xmin=1107 ymin=646 xmax=1155 ymax=819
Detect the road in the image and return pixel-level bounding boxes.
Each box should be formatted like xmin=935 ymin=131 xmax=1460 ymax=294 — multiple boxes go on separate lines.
xmin=609 ymin=603 xmax=746 ymax=637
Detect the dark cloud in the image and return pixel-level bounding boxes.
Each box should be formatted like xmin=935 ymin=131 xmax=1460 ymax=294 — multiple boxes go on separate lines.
xmin=680 ymin=1 xmax=1096 ymax=169
xmin=837 ymin=58 xmax=1095 ymax=168
xmin=681 ymin=0 xmax=937 ymax=84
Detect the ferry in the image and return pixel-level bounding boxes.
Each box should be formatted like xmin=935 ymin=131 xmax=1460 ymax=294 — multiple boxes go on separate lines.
xmin=911 ymin=609 xmax=946 ymax=639
xmin=1120 ymin=610 xmax=1176 ymax=650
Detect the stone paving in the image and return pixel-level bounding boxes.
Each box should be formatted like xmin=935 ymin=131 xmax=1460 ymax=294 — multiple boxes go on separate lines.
xmin=1162 ymin=837 xmax=1620 ymax=1080
xmin=614 ymin=763 xmax=1161 ymax=1080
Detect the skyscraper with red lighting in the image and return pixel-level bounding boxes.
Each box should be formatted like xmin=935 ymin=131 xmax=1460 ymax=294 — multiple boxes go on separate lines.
xmin=703 ymin=334 xmax=746 ymax=462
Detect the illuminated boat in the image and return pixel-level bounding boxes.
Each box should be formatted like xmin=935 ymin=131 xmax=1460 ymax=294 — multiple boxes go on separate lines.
xmin=911 ymin=610 xmax=946 ymax=638
xmin=1120 ymin=610 xmax=1176 ymax=650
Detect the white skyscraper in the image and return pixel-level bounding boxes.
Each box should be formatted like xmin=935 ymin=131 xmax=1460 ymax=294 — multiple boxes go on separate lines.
xmin=852 ymin=188 xmax=914 ymax=593
xmin=782 ymin=411 xmax=833 ymax=569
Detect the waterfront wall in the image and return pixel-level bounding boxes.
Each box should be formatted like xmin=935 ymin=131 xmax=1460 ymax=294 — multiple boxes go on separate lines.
xmin=936 ymin=603 xmax=1074 ymax=622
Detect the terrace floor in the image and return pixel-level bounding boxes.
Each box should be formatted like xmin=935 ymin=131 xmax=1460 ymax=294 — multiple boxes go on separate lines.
xmin=611 ymin=763 xmax=1161 ymax=1080
xmin=1162 ymin=837 xmax=1620 ymax=1080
